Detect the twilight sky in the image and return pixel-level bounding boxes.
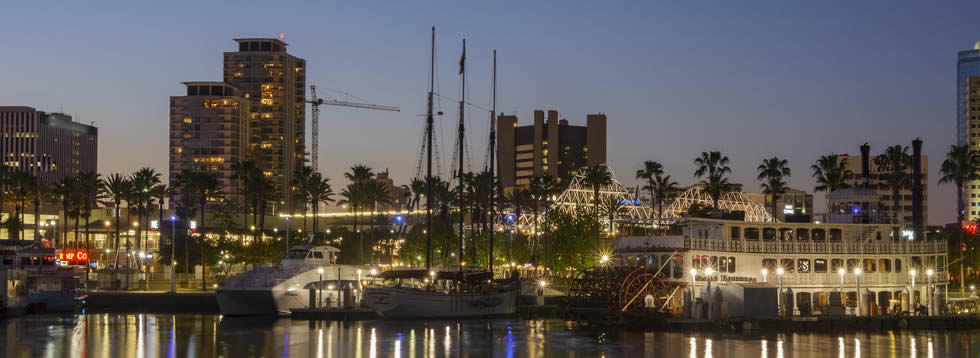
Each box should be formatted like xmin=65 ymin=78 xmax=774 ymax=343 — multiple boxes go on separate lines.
xmin=2 ymin=1 xmax=979 ymax=225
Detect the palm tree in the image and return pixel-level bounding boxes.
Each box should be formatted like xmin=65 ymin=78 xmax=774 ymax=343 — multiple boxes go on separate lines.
xmin=529 ymin=175 xmax=559 ymax=265
xmin=601 ymin=197 xmax=625 ymax=234
xmin=694 ymin=151 xmax=733 ymax=214
xmin=76 ymin=171 xmax=101 ymax=272
xmin=811 ymin=154 xmax=853 ymax=217
xmin=757 ymin=157 xmax=791 ymax=222
xmin=231 ymin=159 xmax=260 ymax=237
xmin=52 ymin=176 xmax=77 ymax=248
xmin=130 ymin=167 xmax=161 ymax=265
xmin=636 ymin=160 xmax=663 ymax=208
xmin=364 ymin=180 xmax=391 ymax=263
xmin=939 ymin=144 xmax=980 ymax=294
xmin=8 ymin=171 xmax=37 ymax=240
xmin=581 ymin=165 xmax=612 ymax=262
xmin=636 ymin=160 xmax=678 ymax=233
xmin=151 ymin=184 xmax=174 ymax=228
xmin=176 ymin=169 xmax=220 ymax=289
xmin=939 ymin=144 xmax=980 ymax=225
xmin=875 ymin=145 xmax=911 ymax=237
xmin=307 ymin=172 xmax=335 ymax=241
xmin=649 ymin=174 xmax=678 ymax=234
xmin=292 ymin=166 xmax=316 ymax=233
xmin=100 ymin=173 xmax=131 ymax=267
xmin=407 ymin=178 xmax=425 ymax=225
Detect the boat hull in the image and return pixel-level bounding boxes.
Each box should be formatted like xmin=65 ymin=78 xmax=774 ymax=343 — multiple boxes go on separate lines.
xmin=27 ymin=291 xmax=83 ymax=312
xmin=216 ymin=289 xmax=280 ymax=316
xmin=363 ymin=286 xmax=519 ymax=319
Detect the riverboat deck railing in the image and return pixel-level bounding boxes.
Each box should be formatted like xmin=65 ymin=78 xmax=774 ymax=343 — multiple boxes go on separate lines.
xmin=684 ymin=238 xmax=947 ymax=255
xmin=768 ymin=271 xmax=949 ymax=287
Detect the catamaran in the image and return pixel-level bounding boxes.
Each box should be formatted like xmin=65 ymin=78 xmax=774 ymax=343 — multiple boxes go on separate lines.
xmin=216 ymin=245 xmax=366 ymax=316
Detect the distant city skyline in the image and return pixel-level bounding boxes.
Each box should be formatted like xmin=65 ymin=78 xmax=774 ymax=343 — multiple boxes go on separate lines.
xmin=1 ymin=1 xmax=979 ymax=224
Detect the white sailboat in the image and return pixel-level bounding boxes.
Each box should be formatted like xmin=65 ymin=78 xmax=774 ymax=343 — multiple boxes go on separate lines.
xmin=364 ymin=29 xmax=519 ymax=319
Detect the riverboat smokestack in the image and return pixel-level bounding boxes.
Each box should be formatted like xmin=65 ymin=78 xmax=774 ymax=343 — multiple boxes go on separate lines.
xmin=912 ymin=138 xmax=924 ymax=241
xmin=860 ymin=142 xmax=871 ymax=187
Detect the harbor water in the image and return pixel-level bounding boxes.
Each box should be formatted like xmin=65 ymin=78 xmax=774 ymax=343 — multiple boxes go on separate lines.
xmin=2 ymin=313 xmax=980 ymax=357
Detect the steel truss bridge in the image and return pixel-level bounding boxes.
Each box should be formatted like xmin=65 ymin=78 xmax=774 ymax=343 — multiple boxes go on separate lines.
xmin=499 ymin=166 xmax=773 ymax=232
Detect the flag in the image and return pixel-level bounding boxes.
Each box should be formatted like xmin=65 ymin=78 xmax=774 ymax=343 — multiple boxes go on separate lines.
xmin=459 ymin=42 xmax=466 ymax=74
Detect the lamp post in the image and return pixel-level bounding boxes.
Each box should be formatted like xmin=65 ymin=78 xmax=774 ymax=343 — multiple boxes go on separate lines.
xmin=285 ymin=217 xmax=291 ymax=256
xmin=761 ymin=269 xmax=768 ymax=283
xmin=776 ymin=267 xmax=785 ymax=315
xmin=854 ymin=268 xmax=863 ymax=316
xmin=170 ymin=215 xmax=177 ymax=294
xmin=690 ymin=268 xmax=698 ymax=307
xmin=838 ymin=268 xmax=846 ymax=293
xmin=927 ymin=269 xmax=935 ymax=315
xmin=317 ymin=267 xmax=324 ymax=308
xmin=910 ymin=269 xmax=917 ymax=307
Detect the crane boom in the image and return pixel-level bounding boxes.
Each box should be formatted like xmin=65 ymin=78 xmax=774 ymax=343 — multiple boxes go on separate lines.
xmin=305 ymin=85 xmax=400 ymax=171
xmin=318 ymin=99 xmax=399 ymax=112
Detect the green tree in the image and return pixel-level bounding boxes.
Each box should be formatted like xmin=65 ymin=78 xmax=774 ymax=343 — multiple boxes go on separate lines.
xmin=175 ymin=169 xmax=220 ymax=289
xmin=100 ymin=173 xmax=131 ymax=267
xmin=938 ymin=144 xmax=980 ymax=292
xmin=51 ymin=175 xmax=77 ymax=247
xmin=874 ymin=145 xmax=911 ymax=237
xmin=811 ymin=154 xmax=853 ymax=217
xmin=581 ymin=165 xmax=612 ymax=262
xmin=757 ymin=157 xmax=791 ymax=222
xmin=529 ymin=174 xmax=559 ymax=265
xmin=694 ymin=151 xmax=733 ymax=214
xmin=76 ymin=171 xmax=101 ymax=272
xmin=307 ymin=172 xmax=335 ymax=241
xmin=130 ymin=167 xmax=161 ymax=265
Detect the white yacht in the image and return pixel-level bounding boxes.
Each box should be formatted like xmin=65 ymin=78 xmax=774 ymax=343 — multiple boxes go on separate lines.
xmin=216 ymin=245 xmax=367 ymax=316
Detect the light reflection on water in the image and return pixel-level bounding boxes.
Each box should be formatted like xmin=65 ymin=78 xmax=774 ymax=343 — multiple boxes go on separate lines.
xmin=1 ymin=314 xmax=980 ymax=357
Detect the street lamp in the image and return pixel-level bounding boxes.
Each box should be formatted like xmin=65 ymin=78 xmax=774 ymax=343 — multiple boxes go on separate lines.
xmin=909 ymin=269 xmax=917 ymax=307
xmin=854 ymin=268 xmax=863 ymax=316
xmin=776 ymin=267 xmax=785 ymax=315
xmin=317 ymin=267 xmax=324 ymax=308
xmin=761 ymin=268 xmax=768 ymax=283
xmin=927 ymin=269 xmax=935 ymax=315
xmin=690 ymin=268 xmax=698 ymax=302
xmin=170 ymin=215 xmax=177 ymax=294
xmin=285 ymin=217 xmax=291 ymax=256
xmin=838 ymin=268 xmax=846 ymax=293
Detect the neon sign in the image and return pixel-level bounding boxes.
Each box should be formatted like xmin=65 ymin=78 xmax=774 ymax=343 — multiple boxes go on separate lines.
xmin=964 ymin=223 xmax=978 ymax=235
xmin=56 ymin=250 xmax=89 ymax=265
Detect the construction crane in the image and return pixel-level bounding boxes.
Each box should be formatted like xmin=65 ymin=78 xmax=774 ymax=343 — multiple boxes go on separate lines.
xmin=306 ymin=85 xmax=400 ymax=170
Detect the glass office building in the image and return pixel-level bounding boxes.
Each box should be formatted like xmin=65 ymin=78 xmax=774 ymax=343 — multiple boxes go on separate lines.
xmin=957 ymin=41 xmax=980 ymax=145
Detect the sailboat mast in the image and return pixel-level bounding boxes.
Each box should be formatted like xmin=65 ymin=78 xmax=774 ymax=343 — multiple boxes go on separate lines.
xmin=488 ymin=50 xmax=496 ymax=273
xmin=425 ymin=26 xmax=435 ymax=271
xmin=457 ymin=39 xmax=466 ymax=274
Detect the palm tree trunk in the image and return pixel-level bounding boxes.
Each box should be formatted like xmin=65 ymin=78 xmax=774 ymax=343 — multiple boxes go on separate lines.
xmin=73 ymin=213 xmax=80 ymax=250
xmin=772 ymin=194 xmax=778 ymax=223
xmin=84 ymin=211 xmax=90 ymax=276
xmin=370 ymin=202 xmax=377 ymax=264
xmin=114 ymin=205 xmax=120 ymax=268
xmin=958 ymin=183 xmax=965 ymax=293
xmin=593 ymin=187 xmax=600 ymax=264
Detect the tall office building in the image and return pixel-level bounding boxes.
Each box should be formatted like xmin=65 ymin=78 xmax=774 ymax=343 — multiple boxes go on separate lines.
xmin=838 ymin=152 xmax=928 ymax=226
xmin=169 ymin=82 xmax=251 ymax=204
xmin=497 ymin=109 xmax=606 ymax=190
xmin=223 ymin=38 xmax=306 ymax=208
xmin=963 ymin=76 xmax=980 ymax=221
xmin=958 ymin=41 xmax=980 ymax=145
xmin=0 ymin=106 xmax=98 ymax=182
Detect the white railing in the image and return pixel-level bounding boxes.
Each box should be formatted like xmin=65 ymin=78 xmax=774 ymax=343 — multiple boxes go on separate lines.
xmin=771 ymin=272 xmax=949 ymax=288
xmin=685 ymin=238 xmax=946 ymax=255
